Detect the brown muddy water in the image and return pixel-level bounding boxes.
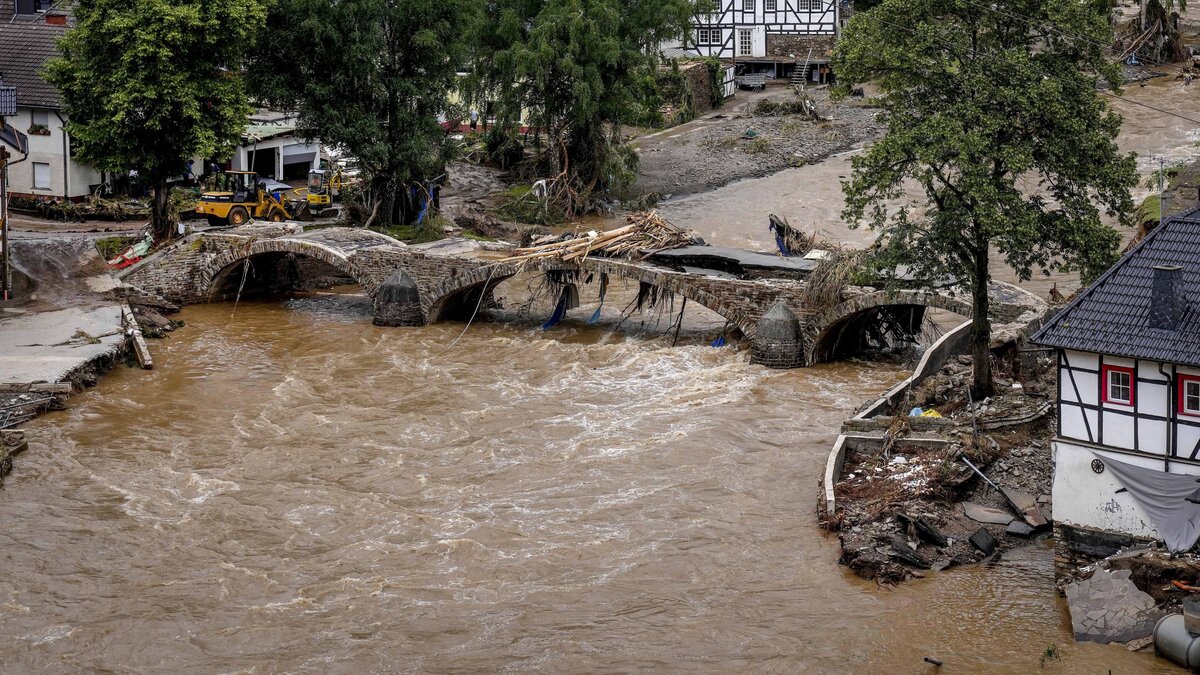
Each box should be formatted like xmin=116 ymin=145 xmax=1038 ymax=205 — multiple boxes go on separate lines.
xmin=0 ymin=293 xmax=1170 ymax=672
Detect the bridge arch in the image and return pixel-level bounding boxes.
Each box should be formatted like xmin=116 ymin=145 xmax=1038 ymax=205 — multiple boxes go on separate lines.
xmin=202 ymin=238 xmax=366 ymax=302
xmin=423 ymin=258 xmax=761 ymax=335
xmin=807 ymin=289 xmax=973 ymax=364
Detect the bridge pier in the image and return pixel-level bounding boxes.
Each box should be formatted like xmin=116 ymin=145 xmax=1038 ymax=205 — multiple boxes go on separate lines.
xmin=751 ymin=302 xmax=807 ymax=369
xmin=373 ymin=269 xmax=425 ymax=327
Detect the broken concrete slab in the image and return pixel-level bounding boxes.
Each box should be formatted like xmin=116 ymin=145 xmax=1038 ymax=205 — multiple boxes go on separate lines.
xmin=651 ymin=245 xmax=817 ymax=276
xmin=962 ymin=502 xmax=1014 ymax=525
xmin=1000 ymin=486 xmax=1049 ymax=528
xmin=1064 ymin=568 xmax=1166 ymax=643
xmin=1006 ymin=521 xmax=1035 ymax=537
xmin=969 ymin=528 xmax=998 ymax=556
xmin=0 ymin=306 xmax=125 ymax=386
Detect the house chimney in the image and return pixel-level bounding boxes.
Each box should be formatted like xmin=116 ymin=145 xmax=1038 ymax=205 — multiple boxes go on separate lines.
xmin=45 ymin=13 xmax=66 ymax=25
xmin=1149 ymin=265 xmax=1185 ymax=330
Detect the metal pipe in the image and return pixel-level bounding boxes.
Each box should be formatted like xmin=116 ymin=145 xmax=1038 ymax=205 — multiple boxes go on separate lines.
xmin=0 ymin=138 xmax=29 ymax=302
xmin=54 ymin=109 xmax=68 ymax=199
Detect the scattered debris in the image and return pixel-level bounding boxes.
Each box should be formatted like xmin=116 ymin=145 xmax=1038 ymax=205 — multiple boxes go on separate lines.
xmin=496 ymin=212 xmax=701 ymax=267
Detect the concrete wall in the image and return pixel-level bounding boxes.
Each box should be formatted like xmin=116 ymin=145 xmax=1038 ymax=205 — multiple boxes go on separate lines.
xmin=7 ymin=106 xmax=103 ymax=199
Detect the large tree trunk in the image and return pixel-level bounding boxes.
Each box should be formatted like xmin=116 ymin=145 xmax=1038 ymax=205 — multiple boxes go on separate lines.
xmin=970 ymin=244 xmax=994 ymax=399
xmin=150 ymin=181 xmax=171 ymax=243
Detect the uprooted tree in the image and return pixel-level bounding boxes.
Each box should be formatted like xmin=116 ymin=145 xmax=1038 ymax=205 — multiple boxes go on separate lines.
xmin=1134 ymin=0 xmax=1190 ymax=64
xmin=46 ymin=0 xmax=267 ymax=243
xmin=251 ymin=0 xmax=475 ymax=228
xmin=833 ymin=0 xmax=1138 ymax=398
xmin=470 ymin=0 xmax=699 ymax=218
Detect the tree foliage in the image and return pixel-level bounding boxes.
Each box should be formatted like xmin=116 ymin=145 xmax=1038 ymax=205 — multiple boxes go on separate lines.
xmin=833 ymin=0 xmax=1138 ymax=396
xmin=470 ymin=0 xmax=698 ymax=215
xmin=251 ymin=0 xmax=474 ymax=227
xmin=47 ymin=0 xmax=266 ymax=242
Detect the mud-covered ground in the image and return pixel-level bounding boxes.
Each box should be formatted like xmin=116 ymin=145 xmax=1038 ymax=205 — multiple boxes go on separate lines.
xmin=634 ymin=87 xmax=882 ymax=198
xmin=833 ymin=357 xmax=1060 ymax=584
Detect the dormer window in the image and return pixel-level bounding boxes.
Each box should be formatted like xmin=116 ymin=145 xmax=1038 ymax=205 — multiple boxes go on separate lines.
xmin=15 ymin=0 xmax=54 ymax=14
xmin=1102 ymin=365 xmax=1135 ymax=407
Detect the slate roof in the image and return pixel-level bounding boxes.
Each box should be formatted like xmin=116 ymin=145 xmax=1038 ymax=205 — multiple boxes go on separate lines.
xmin=0 ymin=21 xmax=67 ymax=108
xmin=1032 ymin=206 xmax=1200 ymax=367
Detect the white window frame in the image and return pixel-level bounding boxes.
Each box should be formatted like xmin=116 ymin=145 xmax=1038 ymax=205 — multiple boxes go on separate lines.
xmin=1184 ymin=379 xmax=1200 ymax=416
xmin=31 ymin=109 xmax=49 ymax=127
xmin=742 ymin=0 xmax=754 ymax=11
xmin=738 ymin=29 xmax=753 ymax=56
xmin=765 ymin=0 xmax=776 ymax=11
xmin=1104 ymin=367 xmax=1133 ymax=406
xmin=32 ymin=162 xmax=51 ymax=190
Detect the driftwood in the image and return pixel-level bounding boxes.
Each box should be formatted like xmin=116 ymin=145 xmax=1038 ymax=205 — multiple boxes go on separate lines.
xmin=495 ymin=212 xmax=698 ymax=268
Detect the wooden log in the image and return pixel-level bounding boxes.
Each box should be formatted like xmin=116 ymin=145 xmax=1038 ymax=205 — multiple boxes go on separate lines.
xmin=121 ymin=303 xmax=153 ymax=370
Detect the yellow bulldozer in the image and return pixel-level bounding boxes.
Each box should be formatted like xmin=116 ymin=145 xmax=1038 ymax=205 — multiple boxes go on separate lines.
xmin=195 ymin=171 xmax=309 ymax=227
xmin=299 ymin=168 xmax=356 ymax=217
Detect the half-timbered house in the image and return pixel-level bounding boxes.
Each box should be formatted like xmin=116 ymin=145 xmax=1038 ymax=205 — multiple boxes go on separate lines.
xmin=667 ymin=0 xmax=842 ymax=82
xmin=1033 ymin=206 xmax=1200 ymax=555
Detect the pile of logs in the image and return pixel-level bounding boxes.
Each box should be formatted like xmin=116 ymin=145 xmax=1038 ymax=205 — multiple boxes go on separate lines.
xmin=500 ymin=212 xmax=698 ymax=266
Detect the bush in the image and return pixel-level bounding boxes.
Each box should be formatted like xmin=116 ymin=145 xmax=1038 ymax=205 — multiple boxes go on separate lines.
xmin=485 ymin=127 xmax=525 ymax=168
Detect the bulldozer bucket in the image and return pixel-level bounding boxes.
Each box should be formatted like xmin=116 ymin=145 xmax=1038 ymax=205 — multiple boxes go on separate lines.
xmin=288 ymin=199 xmax=315 ymax=222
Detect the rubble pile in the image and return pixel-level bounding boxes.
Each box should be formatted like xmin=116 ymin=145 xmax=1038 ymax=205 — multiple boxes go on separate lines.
xmin=832 ymin=356 xmax=1058 ymax=584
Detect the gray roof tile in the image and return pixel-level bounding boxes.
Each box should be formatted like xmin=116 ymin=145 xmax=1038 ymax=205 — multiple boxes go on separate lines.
xmin=0 ymin=22 xmax=67 ymax=108
xmin=1032 ymin=206 xmax=1200 ymax=367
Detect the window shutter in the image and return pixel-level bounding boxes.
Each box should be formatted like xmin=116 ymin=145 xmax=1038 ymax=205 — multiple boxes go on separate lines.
xmin=15 ymin=0 xmax=36 ymax=15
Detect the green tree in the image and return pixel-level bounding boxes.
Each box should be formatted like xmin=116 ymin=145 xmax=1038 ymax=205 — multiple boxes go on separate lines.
xmin=833 ymin=0 xmax=1138 ymax=397
xmin=251 ymin=0 xmax=474 ymax=227
xmin=471 ymin=0 xmax=698 ymax=216
xmin=46 ymin=0 xmax=266 ymax=242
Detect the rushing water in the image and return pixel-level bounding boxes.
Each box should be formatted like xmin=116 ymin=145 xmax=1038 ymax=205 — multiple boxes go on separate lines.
xmin=0 ymin=294 xmax=1171 ymax=673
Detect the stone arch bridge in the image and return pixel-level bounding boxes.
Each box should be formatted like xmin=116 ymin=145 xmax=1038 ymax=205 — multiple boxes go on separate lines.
xmin=118 ymin=226 xmax=1044 ymax=368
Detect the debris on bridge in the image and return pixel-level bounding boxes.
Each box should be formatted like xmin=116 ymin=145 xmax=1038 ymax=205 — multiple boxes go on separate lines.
xmin=499 ymin=212 xmax=700 ymax=267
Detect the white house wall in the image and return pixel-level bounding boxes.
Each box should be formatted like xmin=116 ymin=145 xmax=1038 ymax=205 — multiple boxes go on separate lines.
xmin=1053 ymin=441 xmax=1166 ymax=540
xmin=6 ymin=107 xmax=102 ymax=199
xmin=688 ymin=0 xmax=838 ymax=59
xmin=1054 ymin=349 xmax=1200 ymax=545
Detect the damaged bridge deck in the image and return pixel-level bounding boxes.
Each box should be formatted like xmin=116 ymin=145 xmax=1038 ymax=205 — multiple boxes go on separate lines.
xmin=118 ymin=225 xmax=1044 ymax=368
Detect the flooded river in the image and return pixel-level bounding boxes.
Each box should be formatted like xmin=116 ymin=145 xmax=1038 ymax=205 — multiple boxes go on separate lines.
xmin=663 ymin=77 xmax=1200 ymax=299
xmin=0 ymin=295 xmax=1171 ymax=672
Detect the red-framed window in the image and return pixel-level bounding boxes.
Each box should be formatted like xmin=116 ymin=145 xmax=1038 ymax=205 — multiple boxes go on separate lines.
xmin=1101 ymin=364 xmax=1136 ymax=407
xmin=1180 ymin=375 xmax=1200 ymax=417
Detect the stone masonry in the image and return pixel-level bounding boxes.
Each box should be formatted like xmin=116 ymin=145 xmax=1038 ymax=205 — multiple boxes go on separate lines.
xmin=118 ymin=225 xmax=1046 ymax=368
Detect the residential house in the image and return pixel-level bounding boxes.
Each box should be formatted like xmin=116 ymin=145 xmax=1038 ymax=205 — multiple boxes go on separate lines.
xmin=0 ymin=0 xmax=103 ymax=201
xmin=670 ymin=0 xmax=841 ymax=82
xmin=1033 ymin=206 xmax=1200 ymax=556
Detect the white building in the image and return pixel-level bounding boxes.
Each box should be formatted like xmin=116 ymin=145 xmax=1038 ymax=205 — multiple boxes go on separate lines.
xmin=219 ymin=112 xmax=322 ymax=182
xmin=1034 ymin=206 xmax=1200 ymax=556
xmin=0 ymin=2 xmax=103 ymax=201
xmin=666 ymin=0 xmax=843 ymax=82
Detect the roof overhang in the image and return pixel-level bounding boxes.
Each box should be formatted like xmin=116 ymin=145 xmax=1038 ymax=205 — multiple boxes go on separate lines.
xmin=0 ymin=119 xmax=29 ymax=155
